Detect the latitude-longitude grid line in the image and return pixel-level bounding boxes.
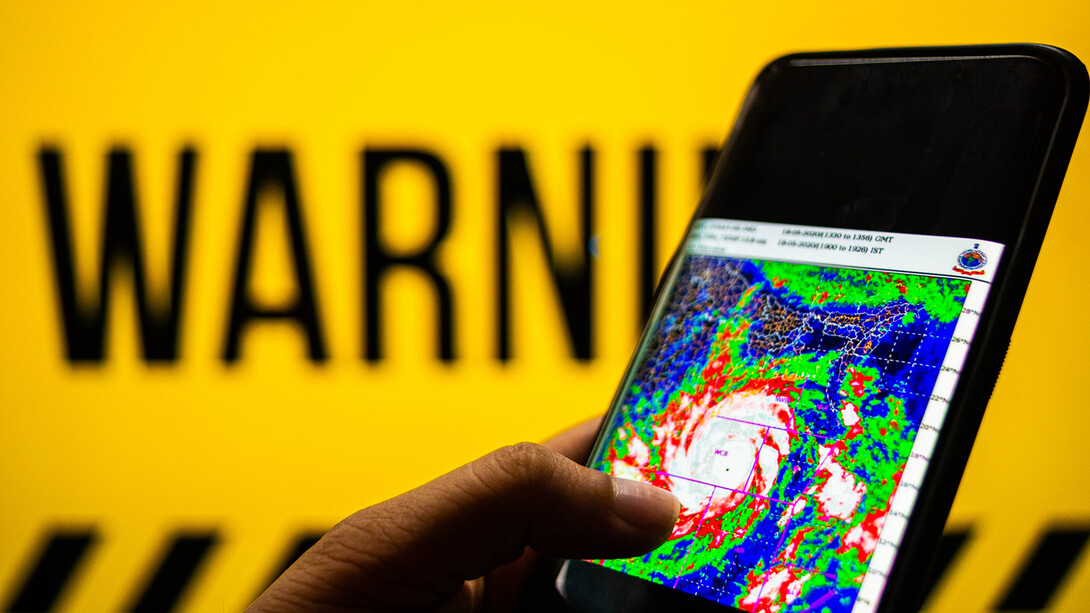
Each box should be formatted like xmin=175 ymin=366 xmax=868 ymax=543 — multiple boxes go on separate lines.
xmin=751 ymin=426 xmax=845 ymax=608
xmin=708 ymin=412 xmax=843 ymax=529
xmin=714 ymin=415 xmax=835 ymax=441
xmin=824 ymin=322 xmax=937 ymax=407
xmin=796 ymin=588 xmax=840 ymax=613
xmin=659 ymin=417 xmax=842 ymax=603
xmin=715 ymin=265 xmax=832 ymax=604
xmin=743 ymin=433 xmax=770 ymax=493
xmin=754 ymin=515 xmax=795 ymax=607
xmin=658 ymin=472 xmax=790 ymax=506
xmin=661 ymin=417 xmax=840 ymax=500
xmin=799 ymin=519 xmax=852 ymax=576
xmin=672 ymin=483 xmax=718 ymax=588
xmin=779 ymin=329 xmax=935 ymax=606
xmin=810 ymin=271 xmax=859 ymax=414
xmin=784 ymin=562 xmax=837 ymax=580
xmin=780 ymin=272 xmax=863 ymax=437
xmin=750 ymin=459 xmax=859 ymax=612
xmin=779 ymin=523 xmax=851 ymax=613
xmin=789 ymin=278 xmax=907 ymax=588
xmin=761 ymin=265 xmax=949 ymax=608
xmin=843 ymin=340 xmax=945 ymax=402
xmin=749 ymin=268 xmax=850 ymax=608
xmin=663 ymin=426 xmax=772 ymax=588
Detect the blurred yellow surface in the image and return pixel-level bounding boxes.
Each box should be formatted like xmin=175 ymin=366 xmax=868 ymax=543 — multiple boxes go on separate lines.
xmin=1 ymin=2 xmax=1088 ymax=611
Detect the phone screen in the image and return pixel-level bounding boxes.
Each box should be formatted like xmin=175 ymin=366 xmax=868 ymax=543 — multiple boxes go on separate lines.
xmin=588 ymin=219 xmax=1001 ymax=612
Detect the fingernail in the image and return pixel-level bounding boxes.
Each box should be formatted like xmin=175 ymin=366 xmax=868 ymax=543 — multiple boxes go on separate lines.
xmin=612 ymin=478 xmax=680 ymax=532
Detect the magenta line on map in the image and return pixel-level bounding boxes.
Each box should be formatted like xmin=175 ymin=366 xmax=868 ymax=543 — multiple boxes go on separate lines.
xmin=714 ymin=415 xmax=834 ymax=440
xmin=673 ymin=485 xmax=718 ymax=588
xmin=755 ymin=517 xmax=793 ymax=606
xmin=799 ymin=439 xmax=841 ymax=494
xmin=797 ymin=588 xmax=837 ymax=612
xmin=784 ymin=562 xmax=836 ymax=579
xmin=654 ymin=471 xmax=789 ymax=505
xmin=742 ymin=429 xmax=769 ymax=493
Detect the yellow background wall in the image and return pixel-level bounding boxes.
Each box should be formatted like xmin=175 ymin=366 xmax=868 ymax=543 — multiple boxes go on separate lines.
xmin=1 ymin=2 xmax=1088 ymax=611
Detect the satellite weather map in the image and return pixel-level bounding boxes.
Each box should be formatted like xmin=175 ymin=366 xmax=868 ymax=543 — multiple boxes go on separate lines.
xmin=592 ymin=253 xmax=972 ymax=612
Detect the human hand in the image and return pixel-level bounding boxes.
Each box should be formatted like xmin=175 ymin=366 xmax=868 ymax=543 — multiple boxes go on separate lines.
xmin=246 ymin=418 xmax=680 ymax=612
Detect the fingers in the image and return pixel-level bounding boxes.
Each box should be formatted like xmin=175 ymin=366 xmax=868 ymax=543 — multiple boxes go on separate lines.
xmin=461 ymin=442 xmax=678 ymax=559
xmin=250 ymin=442 xmax=678 ymax=612
xmin=374 ymin=443 xmax=678 ymax=581
xmin=479 ymin=416 xmax=606 ymax=612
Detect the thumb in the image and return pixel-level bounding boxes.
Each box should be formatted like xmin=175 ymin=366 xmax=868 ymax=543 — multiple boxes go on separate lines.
xmin=250 ymin=442 xmax=679 ymax=612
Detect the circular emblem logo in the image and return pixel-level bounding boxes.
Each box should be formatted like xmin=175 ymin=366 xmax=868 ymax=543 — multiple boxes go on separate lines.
xmin=956 ymin=244 xmax=987 ymax=271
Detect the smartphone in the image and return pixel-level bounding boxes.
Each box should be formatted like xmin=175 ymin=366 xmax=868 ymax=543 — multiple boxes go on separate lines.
xmin=543 ymin=45 xmax=1088 ymax=613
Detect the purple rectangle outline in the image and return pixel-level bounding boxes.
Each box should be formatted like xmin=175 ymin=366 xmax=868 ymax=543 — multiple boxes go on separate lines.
xmin=654 ymin=471 xmax=790 ymax=506
xmin=714 ymin=414 xmax=835 ymax=441
xmin=672 ymin=485 xmax=718 ymax=588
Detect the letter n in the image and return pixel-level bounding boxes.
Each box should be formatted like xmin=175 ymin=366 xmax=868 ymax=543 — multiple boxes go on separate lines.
xmin=495 ymin=146 xmax=594 ymax=362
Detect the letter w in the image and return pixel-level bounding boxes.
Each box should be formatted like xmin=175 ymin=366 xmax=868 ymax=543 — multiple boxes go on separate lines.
xmin=38 ymin=146 xmax=196 ymax=362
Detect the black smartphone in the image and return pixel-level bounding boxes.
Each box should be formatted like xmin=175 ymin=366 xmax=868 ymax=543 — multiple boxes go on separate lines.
xmin=539 ymin=45 xmax=1088 ymax=613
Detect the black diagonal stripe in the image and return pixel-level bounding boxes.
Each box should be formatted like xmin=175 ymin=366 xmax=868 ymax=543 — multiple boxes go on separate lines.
xmin=996 ymin=526 xmax=1090 ymax=610
xmin=918 ymin=527 xmax=972 ymax=608
xmin=4 ymin=528 xmax=97 ymax=612
xmin=125 ymin=532 xmax=219 ymax=613
xmin=255 ymin=531 xmax=327 ymax=598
